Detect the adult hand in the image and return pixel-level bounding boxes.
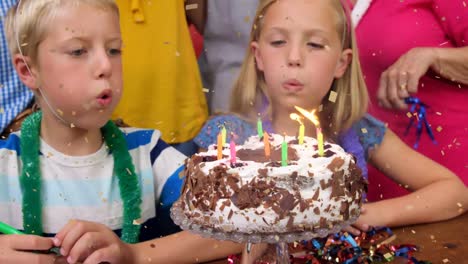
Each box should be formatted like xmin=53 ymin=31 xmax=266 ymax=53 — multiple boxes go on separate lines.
xmin=377 ymin=47 xmax=437 ymax=110
xmin=0 ymin=234 xmax=58 ymax=264
xmin=54 ymin=220 xmax=135 ymax=264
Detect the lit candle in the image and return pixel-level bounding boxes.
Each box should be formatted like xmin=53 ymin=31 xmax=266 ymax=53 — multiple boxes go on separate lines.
xmin=281 ymin=135 xmax=288 ymax=166
xmin=221 ymin=126 xmax=227 ymax=146
xmin=263 ymin=131 xmax=271 ymax=158
xmin=257 ymin=116 xmax=263 ymax=138
xmin=317 ymin=128 xmax=324 ymax=156
xmin=217 ymin=132 xmax=223 ymax=160
xmin=294 ymin=106 xmax=325 ymax=157
xmin=230 ymin=136 xmax=237 ymax=163
xmin=290 ymin=113 xmax=305 ymax=144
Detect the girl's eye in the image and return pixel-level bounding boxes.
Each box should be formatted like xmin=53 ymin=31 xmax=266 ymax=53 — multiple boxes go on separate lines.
xmin=270 ymin=40 xmax=286 ymax=46
xmin=70 ymin=49 xmax=86 ymax=56
xmin=307 ymin=42 xmax=325 ymax=49
xmin=108 ymin=48 xmax=122 ymax=56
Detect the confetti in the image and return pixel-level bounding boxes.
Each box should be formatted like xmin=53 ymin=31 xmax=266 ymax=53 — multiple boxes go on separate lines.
xmin=436 ymin=126 xmax=443 ymax=132
xmin=202 ymin=88 xmax=210 ymax=93
xmin=411 ymin=229 xmax=416 ymax=234
xmin=185 ymin=3 xmax=198 ymax=10
xmin=132 ymin=219 xmax=142 ymax=225
xmin=328 ymin=91 xmax=338 ymax=103
xmin=361 ymin=128 xmax=368 ymax=134
xmin=442 ymin=259 xmax=450 ymax=263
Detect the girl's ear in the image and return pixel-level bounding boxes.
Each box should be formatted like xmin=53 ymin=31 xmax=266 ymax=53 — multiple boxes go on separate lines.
xmin=251 ymin=41 xmax=264 ymax=71
xmin=12 ymin=54 xmax=40 ymax=90
xmin=334 ymin=48 xmax=352 ymax=78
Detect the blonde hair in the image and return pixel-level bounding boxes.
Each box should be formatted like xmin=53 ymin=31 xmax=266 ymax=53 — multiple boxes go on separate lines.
xmin=4 ymin=0 xmax=119 ymax=65
xmin=230 ymin=0 xmax=368 ymax=138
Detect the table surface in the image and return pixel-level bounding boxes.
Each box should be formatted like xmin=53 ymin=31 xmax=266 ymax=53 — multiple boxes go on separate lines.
xmin=391 ymin=212 xmax=468 ymax=263
xmin=206 ymin=213 xmax=468 ymax=264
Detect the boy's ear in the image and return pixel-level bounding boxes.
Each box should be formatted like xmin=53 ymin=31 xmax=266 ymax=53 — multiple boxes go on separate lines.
xmin=12 ymin=54 xmax=40 ymax=90
xmin=251 ymin=41 xmax=264 ymax=71
xmin=334 ymin=48 xmax=352 ymax=78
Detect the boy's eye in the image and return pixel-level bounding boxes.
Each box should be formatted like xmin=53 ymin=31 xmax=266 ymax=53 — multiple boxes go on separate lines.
xmin=108 ymin=48 xmax=122 ymax=56
xmin=307 ymin=42 xmax=325 ymax=49
xmin=270 ymin=40 xmax=286 ymax=46
xmin=69 ymin=49 xmax=86 ymax=56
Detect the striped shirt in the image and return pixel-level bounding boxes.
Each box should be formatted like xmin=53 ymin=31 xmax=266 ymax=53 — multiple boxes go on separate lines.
xmin=0 ymin=1 xmax=34 ymax=134
xmin=0 ymin=128 xmax=186 ymax=241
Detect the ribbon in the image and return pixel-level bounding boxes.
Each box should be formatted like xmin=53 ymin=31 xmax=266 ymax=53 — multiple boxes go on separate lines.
xmin=404 ymin=96 xmax=437 ymax=149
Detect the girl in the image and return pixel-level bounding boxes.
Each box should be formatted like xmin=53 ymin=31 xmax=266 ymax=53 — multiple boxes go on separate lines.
xmin=0 ymin=0 xmax=241 ymax=263
xmin=194 ymin=0 xmax=468 ymax=239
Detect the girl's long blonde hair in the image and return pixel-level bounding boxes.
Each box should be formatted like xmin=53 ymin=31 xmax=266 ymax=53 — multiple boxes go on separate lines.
xmin=230 ymin=0 xmax=368 ymax=139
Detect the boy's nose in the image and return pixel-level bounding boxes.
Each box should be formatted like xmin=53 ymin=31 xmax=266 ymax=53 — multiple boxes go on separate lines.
xmin=94 ymin=51 xmax=112 ymax=79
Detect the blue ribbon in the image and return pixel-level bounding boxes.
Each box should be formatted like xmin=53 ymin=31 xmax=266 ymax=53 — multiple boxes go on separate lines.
xmin=404 ymin=97 xmax=437 ymax=149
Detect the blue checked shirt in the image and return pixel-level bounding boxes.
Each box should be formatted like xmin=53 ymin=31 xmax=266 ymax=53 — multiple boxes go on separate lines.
xmin=0 ymin=0 xmax=33 ymax=134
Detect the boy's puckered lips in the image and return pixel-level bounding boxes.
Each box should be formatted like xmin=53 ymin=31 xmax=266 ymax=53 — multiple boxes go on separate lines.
xmin=96 ymin=88 xmax=112 ymax=107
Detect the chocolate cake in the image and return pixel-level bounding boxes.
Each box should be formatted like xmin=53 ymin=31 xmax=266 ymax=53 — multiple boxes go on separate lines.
xmin=178 ymin=134 xmax=367 ymax=235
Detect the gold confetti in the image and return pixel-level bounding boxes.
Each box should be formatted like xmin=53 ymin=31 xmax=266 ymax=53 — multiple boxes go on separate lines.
xmin=202 ymin=88 xmax=209 ymax=93
xmin=328 ymin=91 xmax=338 ymax=103
xmin=411 ymin=230 xmax=416 ymax=234
xmin=70 ymin=123 xmax=75 ymax=128
xmin=436 ymin=126 xmax=443 ymax=132
xmin=84 ymin=137 xmax=89 ymax=143
xmin=185 ymin=3 xmax=198 ymax=10
xmin=126 ymin=168 xmax=132 ymax=175
xmin=0 ymin=107 xmax=4 ymax=114
xmin=406 ymin=112 xmax=412 ymax=118
xmin=442 ymin=259 xmax=450 ymax=263
xmin=436 ymin=112 xmax=442 ymax=116
xmin=133 ymin=219 xmax=142 ymax=225
xmin=361 ymin=128 xmax=368 ymax=134
xmin=175 ymin=51 xmax=180 ymax=57
xmin=57 ymin=109 xmax=64 ymax=116
xmin=457 ymin=202 xmax=463 ymax=207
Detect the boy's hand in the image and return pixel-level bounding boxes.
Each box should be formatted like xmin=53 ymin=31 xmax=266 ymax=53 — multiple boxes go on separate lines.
xmin=54 ymin=220 xmax=135 ymax=264
xmin=0 ymin=234 xmax=58 ymax=263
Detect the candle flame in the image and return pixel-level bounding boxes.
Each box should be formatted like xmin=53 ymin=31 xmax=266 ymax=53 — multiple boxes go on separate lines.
xmin=294 ymin=106 xmax=320 ymax=126
xmin=289 ymin=113 xmax=303 ymax=125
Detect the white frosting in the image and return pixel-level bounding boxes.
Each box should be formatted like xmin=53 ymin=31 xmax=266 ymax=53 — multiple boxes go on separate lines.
xmin=183 ymin=134 xmax=364 ymax=234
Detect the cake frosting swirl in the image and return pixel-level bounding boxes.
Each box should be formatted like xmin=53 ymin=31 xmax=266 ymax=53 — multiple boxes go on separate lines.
xmin=178 ymin=134 xmax=367 ymax=235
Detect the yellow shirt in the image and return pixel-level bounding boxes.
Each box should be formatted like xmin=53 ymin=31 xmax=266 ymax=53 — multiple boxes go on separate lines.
xmin=113 ymin=0 xmax=208 ymax=143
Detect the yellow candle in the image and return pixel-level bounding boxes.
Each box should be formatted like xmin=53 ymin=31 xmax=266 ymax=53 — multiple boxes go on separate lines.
xmin=289 ymin=113 xmax=305 ymax=145
xmin=217 ymin=133 xmax=223 ymax=160
xmin=263 ymin=131 xmax=271 ymax=158
xmin=317 ymin=128 xmax=324 ymax=156
xmin=221 ymin=126 xmax=227 ymax=146
xmin=299 ymin=123 xmax=305 ymax=145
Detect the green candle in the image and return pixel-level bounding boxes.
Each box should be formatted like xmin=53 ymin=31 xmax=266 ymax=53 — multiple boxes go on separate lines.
xmin=0 ymin=221 xmax=24 ymax=235
xmin=221 ymin=126 xmax=227 ymax=145
xmin=257 ymin=117 xmax=263 ymax=138
xmin=281 ymin=136 xmax=288 ymax=166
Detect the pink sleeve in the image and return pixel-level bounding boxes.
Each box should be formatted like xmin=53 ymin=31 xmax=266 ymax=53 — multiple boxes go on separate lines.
xmin=432 ymin=0 xmax=468 ymax=46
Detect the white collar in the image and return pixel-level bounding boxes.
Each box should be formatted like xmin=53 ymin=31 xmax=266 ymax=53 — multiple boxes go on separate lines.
xmin=351 ymin=0 xmax=373 ymax=27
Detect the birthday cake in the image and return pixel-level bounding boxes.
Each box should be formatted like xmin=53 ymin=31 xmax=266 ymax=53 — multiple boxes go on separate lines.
xmin=174 ymin=134 xmax=367 ymax=239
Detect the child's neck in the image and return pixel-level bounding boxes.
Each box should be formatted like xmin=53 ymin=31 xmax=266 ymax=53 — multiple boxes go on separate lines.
xmin=39 ymin=113 xmax=103 ymax=156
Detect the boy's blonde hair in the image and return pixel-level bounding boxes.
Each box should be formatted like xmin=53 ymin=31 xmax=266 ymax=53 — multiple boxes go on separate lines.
xmin=230 ymin=0 xmax=369 ymax=138
xmin=4 ymin=0 xmax=119 ymax=64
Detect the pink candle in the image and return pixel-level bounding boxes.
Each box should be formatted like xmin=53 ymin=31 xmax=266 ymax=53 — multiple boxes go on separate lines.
xmin=230 ymin=138 xmax=237 ymax=163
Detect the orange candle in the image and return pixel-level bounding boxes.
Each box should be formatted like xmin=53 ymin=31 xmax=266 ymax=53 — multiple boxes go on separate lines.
xmin=217 ymin=133 xmax=223 ymax=160
xmin=263 ymin=131 xmax=271 ymax=158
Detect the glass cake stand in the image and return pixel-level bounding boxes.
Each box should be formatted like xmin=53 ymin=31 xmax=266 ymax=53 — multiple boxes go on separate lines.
xmin=170 ymin=200 xmax=359 ymax=263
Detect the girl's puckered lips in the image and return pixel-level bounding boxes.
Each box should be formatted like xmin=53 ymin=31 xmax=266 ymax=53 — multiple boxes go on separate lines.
xmin=282 ymin=79 xmax=304 ymax=92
